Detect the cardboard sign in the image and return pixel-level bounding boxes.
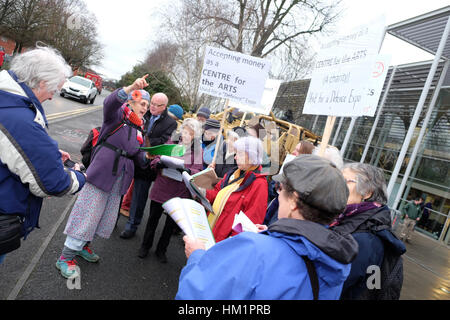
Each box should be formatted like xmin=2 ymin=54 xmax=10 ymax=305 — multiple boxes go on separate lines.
xmin=303 ymin=16 xmax=386 ymax=117
xmin=358 ymin=54 xmax=391 ymax=116
xmin=228 ymin=79 xmax=281 ymax=115
xmin=199 ymin=46 xmax=271 ymax=106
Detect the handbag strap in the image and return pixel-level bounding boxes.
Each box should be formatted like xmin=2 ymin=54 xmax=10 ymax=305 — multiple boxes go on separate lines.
xmin=302 ymin=256 xmax=319 ymax=300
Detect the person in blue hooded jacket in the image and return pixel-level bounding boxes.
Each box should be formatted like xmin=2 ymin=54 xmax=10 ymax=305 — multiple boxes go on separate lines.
xmin=0 ymin=46 xmax=86 ymax=264
xmin=176 ymin=155 xmax=359 ymax=300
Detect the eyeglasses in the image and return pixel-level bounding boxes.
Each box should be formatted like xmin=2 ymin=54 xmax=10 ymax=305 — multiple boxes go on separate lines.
xmin=150 ymin=102 xmax=166 ymax=108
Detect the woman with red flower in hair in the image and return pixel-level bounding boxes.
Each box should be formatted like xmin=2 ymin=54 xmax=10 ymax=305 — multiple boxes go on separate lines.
xmin=55 ymin=75 xmax=152 ymax=279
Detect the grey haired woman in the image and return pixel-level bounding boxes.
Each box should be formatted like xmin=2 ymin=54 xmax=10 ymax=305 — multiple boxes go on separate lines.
xmin=330 ymin=163 xmax=406 ymax=300
xmin=0 ymin=45 xmax=86 ymax=264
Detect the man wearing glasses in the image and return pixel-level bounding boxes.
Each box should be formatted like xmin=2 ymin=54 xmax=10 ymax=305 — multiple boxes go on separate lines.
xmin=120 ymin=92 xmax=178 ymax=240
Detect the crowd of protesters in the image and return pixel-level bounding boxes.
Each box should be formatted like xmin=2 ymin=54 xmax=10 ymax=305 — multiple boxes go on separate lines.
xmin=0 ymin=46 xmax=410 ymax=300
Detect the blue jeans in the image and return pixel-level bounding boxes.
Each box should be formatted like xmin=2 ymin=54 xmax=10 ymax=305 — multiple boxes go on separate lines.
xmin=124 ymin=177 xmax=152 ymax=233
xmin=0 ymin=254 xmax=6 ymax=264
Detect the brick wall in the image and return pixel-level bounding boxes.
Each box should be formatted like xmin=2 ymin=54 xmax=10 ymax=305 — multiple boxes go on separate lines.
xmin=0 ymin=36 xmax=31 ymax=55
xmin=0 ymin=36 xmax=16 ymax=55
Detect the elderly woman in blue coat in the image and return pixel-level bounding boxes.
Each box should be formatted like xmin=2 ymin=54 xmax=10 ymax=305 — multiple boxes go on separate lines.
xmin=55 ymin=75 xmax=151 ymax=279
xmin=330 ymin=163 xmax=406 ymax=300
xmin=176 ymin=155 xmax=359 ymax=300
xmin=0 ymin=46 xmax=86 ymax=265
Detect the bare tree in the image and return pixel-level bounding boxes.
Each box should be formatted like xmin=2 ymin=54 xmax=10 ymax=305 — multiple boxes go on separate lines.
xmin=0 ymin=0 xmax=103 ymax=69
xmin=40 ymin=0 xmax=103 ymax=69
xmin=0 ymin=0 xmax=51 ymax=53
xmin=155 ymin=0 xmax=341 ymax=110
xmin=0 ymin=0 xmax=14 ymax=25
xmin=182 ymin=0 xmax=341 ymax=58
xmin=155 ymin=4 xmax=222 ymax=110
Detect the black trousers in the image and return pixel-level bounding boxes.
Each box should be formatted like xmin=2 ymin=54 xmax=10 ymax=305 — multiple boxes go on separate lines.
xmin=141 ymin=201 xmax=176 ymax=254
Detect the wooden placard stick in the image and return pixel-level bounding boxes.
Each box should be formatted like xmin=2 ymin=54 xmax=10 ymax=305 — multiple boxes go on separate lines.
xmin=318 ymin=116 xmax=336 ymax=157
xmin=212 ymin=99 xmax=230 ymax=166
xmin=240 ymin=112 xmax=247 ymax=126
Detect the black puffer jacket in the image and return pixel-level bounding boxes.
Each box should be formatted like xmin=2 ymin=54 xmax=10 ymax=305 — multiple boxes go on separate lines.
xmin=134 ymin=109 xmax=177 ymax=180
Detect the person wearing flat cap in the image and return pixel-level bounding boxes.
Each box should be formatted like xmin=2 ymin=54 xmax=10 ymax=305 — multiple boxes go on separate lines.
xmin=176 ymin=155 xmax=359 ymax=300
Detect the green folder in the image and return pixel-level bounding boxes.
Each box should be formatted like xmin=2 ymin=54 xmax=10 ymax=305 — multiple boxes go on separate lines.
xmin=139 ymin=144 xmax=186 ymax=156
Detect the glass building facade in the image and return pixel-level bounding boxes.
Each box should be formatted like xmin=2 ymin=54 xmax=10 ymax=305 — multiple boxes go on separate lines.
xmin=272 ymin=60 xmax=450 ymax=245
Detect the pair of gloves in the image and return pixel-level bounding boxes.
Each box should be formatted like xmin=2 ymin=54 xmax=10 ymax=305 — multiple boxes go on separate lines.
xmin=156 ymin=161 xmax=191 ymax=175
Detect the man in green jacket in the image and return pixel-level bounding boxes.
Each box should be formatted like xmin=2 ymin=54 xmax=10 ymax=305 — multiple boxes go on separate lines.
xmin=400 ymin=195 xmax=424 ymax=242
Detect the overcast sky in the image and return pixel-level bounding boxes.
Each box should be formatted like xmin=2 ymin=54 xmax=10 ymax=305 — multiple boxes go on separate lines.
xmin=85 ymin=0 xmax=450 ymax=81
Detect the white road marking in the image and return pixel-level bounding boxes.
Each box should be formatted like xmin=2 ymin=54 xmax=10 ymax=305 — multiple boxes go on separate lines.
xmin=7 ymin=196 xmax=77 ymax=300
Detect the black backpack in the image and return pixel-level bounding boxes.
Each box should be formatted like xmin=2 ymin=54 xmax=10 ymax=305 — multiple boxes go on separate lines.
xmin=332 ymin=207 xmax=405 ymax=300
xmin=80 ymin=126 xmax=101 ymax=168
xmin=354 ymin=229 xmax=404 ymax=300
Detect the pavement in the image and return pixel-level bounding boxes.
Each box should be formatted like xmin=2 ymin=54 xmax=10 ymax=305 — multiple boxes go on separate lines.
xmin=396 ymin=229 xmax=450 ymax=300
xmin=0 ymin=100 xmax=448 ymax=300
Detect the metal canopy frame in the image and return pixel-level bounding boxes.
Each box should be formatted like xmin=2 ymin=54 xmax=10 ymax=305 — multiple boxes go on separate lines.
xmin=383 ymin=7 xmax=450 ymax=205
xmin=387 ymin=6 xmax=450 ymax=60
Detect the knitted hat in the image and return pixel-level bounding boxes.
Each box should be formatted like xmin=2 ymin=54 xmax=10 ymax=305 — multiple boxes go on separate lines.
xmin=197 ymin=107 xmax=211 ymax=119
xmin=204 ymin=119 xmax=221 ymax=131
xmin=168 ymin=104 xmax=184 ymax=120
xmin=128 ymin=89 xmax=150 ymax=102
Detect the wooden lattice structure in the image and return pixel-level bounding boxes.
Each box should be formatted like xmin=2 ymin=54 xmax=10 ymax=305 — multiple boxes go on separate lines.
xmin=184 ymin=109 xmax=321 ymax=171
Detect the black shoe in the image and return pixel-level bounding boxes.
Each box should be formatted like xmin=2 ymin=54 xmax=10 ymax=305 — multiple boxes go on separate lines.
xmin=138 ymin=246 xmax=150 ymax=259
xmin=155 ymin=251 xmax=168 ymax=264
xmin=120 ymin=230 xmax=136 ymax=239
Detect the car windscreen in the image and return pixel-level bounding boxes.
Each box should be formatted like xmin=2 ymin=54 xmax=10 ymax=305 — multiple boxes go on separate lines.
xmin=70 ymin=77 xmax=91 ymax=88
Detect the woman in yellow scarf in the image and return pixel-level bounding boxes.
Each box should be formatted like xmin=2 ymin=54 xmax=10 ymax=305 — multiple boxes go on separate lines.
xmin=206 ymin=136 xmax=268 ymax=242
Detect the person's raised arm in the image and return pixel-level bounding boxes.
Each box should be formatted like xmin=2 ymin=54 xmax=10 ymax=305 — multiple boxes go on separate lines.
xmin=104 ymin=75 xmax=150 ymax=124
xmin=123 ymin=74 xmax=149 ymax=95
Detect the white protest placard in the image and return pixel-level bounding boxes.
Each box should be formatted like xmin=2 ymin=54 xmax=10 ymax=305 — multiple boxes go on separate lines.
xmin=303 ymin=16 xmax=386 ymax=117
xmin=228 ymin=79 xmax=281 ymax=115
xmin=358 ymin=54 xmax=391 ymax=117
xmin=199 ymin=46 xmax=271 ymax=106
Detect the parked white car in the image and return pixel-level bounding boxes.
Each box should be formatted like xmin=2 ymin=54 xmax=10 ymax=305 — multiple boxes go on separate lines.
xmin=60 ymin=76 xmax=98 ymax=104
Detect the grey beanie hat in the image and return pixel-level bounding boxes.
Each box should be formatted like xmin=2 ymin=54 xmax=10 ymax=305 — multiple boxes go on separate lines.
xmin=197 ymin=107 xmax=211 ymax=119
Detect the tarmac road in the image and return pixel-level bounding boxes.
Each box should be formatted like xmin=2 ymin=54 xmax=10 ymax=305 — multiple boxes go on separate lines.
xmin=42 ymin=89 xmax=107 ymax=115
xmin=0 ymin=92 xmax=186 ymax=300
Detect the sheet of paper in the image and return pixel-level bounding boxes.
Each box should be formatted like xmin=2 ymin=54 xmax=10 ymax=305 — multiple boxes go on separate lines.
xmin=232 ymin=211 xmax=259 ymax=233
xmin=185 ymin=199 xmax=216 ymax=250
xmin=162 ymin=168 xmax=183 ymax=182
xmin=162 ymin=198 xmax=195 ymax=238
xmin=182 ymin=171 xmax=214 ymax=213
xmin=160 ymin=155 xmax=185 ymax=170
xmin=163 ymin=198 xmax=216 ymax=250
